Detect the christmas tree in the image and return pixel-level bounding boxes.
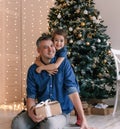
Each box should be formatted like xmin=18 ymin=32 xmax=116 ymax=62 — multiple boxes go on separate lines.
xmin=48 ymin=0 xmax=116 ymax=100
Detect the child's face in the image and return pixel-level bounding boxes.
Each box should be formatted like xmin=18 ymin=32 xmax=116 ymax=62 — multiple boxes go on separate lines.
xmin=53 ymin=34 xmax=65 ymax=50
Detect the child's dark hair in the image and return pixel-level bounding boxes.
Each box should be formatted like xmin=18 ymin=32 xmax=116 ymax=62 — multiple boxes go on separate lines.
xmin=36 ymin=33 xmax=52 ymax=47
xmin=52 ymin=29 xmax=67 ymax=45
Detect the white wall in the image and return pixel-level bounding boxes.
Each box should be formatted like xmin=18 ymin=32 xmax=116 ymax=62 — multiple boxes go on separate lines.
xmin=95 ymin=0 xmax=120 ymax=49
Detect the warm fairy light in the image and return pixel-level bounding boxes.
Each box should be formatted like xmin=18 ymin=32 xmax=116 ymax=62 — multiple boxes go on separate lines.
xmin=15 ymin=51 xmax=18 ymax=54
xmin=15 ymin=89 xmax=17 ymax=91
xmin=30 ymin=4 xmax=33 ymax=7
xmin=7 ymin=1 xmax=10 ymax=4
xmin=14 ymin=74 xmax=18 ymax=77
xmin=23 ymin=84 xmax=26 ymax=87
xmin=0 ymin=102 xmax=25 ymax=111
xmin=14 ymin=96 xmax=17 ymax=99
xmin=16 ymin=1 xmax=19 ymax=4
xmin=0 ymin=0 xmax=54 ymax=105
xmin=14 ymin=81 xmax=18 ymax=84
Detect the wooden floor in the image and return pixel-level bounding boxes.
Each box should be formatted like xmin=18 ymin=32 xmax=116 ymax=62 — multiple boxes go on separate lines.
xmin=0 ymin=99 xmax=120 ymax=129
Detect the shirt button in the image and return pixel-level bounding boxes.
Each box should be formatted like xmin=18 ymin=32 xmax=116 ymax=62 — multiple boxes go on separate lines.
xmin=50 ymin=85 xmax=52 ymax=87
xmin=50 ymin=94 xmax=52 ymax=97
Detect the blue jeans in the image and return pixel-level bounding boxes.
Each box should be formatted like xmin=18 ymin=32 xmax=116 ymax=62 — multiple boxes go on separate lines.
xmin=11 ymin=110 xmax=69 ymax=129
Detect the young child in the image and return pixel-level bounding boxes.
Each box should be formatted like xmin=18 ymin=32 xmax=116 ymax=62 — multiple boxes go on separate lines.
xmin=35 ymin=29 xmax=81 ymax=126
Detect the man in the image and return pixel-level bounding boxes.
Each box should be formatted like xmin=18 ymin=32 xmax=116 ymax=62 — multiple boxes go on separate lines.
xmin=11 ymin=33 xmax=95 ymax=129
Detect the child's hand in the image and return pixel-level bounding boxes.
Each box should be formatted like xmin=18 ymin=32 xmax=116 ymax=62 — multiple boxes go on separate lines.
xmin=36 ymin=67 xmax=42 ymax=73
xmin=47 ymin=69 xmax=58 ymax=75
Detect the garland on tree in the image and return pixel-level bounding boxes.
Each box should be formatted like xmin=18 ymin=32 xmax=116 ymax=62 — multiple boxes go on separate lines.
xmin=48 ymin=0 xmax=116 ymax=99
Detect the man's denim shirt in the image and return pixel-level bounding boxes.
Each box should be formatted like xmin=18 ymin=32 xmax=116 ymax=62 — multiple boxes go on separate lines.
xmin=26 ymin=57 xmax=80 ymax=114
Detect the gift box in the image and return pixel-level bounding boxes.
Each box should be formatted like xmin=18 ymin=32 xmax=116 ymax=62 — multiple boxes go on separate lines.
xmin=91 ymin=103 xmax=113 ymax=115
xmin=84 ymin=107 xmax=91 ymax=115
xmin=91 ymin=107 xmax=113 ymax=115
xmin=35 ymin=100 xmax=62 ymax=118
xmin=82 ymin=101 xmax=89 ymax=109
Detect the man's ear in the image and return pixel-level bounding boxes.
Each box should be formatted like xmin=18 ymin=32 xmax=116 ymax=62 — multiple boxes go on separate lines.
xmin=37 ymin=48 xmax=40 ymax=53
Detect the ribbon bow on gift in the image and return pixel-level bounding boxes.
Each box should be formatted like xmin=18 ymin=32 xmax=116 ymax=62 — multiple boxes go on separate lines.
xmin=36 ymin=99 xmax=51 ymax=107
xmin=95 ymin=103 xmax=108 ymax=109
xmin=36 ymin=99 xmax=55 ymax=117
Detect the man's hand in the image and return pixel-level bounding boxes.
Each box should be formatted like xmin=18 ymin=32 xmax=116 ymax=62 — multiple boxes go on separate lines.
xmin=80 ymin=120 xmax=97 ymax=129
xmin=28 ymin=106 xmax=45 ymax=123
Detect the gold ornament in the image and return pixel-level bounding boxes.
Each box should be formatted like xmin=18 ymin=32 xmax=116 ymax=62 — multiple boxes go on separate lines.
xmin=81 ymin=22 xmax=85 ymax=27
xmin=98 ymin=73 xmax=102 ymax=78
xmin=107 ymin=50 xmax=111 ymax=54
xmin=69 ymin=39 xmax=73 ymax=43
xmin=78 ymin=33 xmax=82 ymax=38
xmin=63 ymin=3 xmax=67 ymax=7
xmin=76 ymin=9 xmax=80 ymax=14
xmin=73 ymin=29 xmax=77 ymax=33
xmin=103 ymin=59 xmax=107 ymax=64
xmin=86 ymin=42 xmax=90 ymax=46
xmin=76 ymin=27 xmax=80 ymax=30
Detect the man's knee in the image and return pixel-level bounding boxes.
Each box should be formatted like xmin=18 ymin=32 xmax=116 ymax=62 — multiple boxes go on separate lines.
xmin=11 ymin=111 xmax=34 ymax=129
xmin=11 ymin=115 xmax=22 ymax=129
xmin=40 ymin=115 xmax=67 ymax=129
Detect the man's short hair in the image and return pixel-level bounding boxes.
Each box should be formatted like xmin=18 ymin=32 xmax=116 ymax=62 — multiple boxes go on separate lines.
xmin=36 ymin=33 xmax=52 ymax=47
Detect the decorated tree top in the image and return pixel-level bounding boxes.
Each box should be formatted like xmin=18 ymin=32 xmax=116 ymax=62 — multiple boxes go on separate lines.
xmin=48 ymin=0 xmax=116 ymax=99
